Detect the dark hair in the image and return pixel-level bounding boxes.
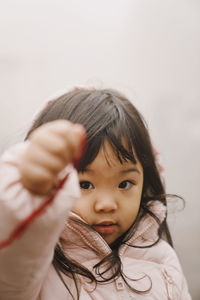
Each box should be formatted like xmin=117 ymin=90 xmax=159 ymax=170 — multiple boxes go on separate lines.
xmin=26 ymin=88 xmax=173 ymax=299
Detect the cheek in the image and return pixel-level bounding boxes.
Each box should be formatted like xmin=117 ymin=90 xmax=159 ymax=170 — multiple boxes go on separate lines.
xmin=127 ymin=204 xmax=140 ymax=223
xmin=122 ymin=192 xmax=142 ymax=228
xmin=72 ymin=196 xmax=90 ymax=218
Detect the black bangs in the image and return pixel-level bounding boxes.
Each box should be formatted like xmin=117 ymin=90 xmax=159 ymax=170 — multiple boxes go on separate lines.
xmin=77 ymin=117 xmax=137 ymax=172
xmin=104 ymin=127 xmax=137 ymax=165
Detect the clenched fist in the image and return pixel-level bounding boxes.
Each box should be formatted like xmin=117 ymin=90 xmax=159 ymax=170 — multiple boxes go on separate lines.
xmin=19 ymin=120 xmax=86 ymax=195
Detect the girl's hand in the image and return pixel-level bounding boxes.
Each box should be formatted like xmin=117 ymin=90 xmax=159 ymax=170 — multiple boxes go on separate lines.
xmin=19 ymin=120 xmax=86 ymax=195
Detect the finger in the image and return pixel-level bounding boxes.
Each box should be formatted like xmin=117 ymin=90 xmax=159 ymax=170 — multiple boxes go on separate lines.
xmin=30 ymin=121 xmax=86 ymax=160
xmin=25 ymin=145 xmax=66 ymax=175
xmin=20 ymin=162 xmax=55 ymax=195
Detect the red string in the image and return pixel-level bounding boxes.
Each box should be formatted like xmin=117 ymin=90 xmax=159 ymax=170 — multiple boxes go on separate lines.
xmin=0 ymin=134 xmax=86 ymax=249
xmin=0 ymin=174 xmax=68 ymax=248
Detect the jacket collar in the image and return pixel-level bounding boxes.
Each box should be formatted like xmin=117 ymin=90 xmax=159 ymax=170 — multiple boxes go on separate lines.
xmin=60 ymin=200 xmax=166 ymax=260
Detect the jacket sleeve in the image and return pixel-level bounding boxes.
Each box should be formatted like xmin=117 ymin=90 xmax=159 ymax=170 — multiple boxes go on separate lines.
xmin=0 ymin=143 xmax=80 ymax=300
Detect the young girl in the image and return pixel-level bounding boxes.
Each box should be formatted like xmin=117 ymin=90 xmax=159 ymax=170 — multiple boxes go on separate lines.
xmin=0 ymin=88 xmax=191 ymax=300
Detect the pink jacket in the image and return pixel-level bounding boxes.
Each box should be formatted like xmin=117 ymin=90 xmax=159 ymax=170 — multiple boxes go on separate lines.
xmin=0 ymin=143 xmax=191 ymax=300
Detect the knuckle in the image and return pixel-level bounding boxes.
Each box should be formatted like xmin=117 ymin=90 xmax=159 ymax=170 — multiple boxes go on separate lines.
xmin=48 ymin=157 xmax=65 ymax=174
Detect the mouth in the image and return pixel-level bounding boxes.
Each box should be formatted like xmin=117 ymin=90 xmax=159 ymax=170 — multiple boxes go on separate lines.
xmin=92 ymin=221 xmax=117 ymax=234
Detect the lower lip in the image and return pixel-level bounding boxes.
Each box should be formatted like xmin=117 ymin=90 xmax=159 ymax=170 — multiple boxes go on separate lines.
xmin=93 ymin=225 xmax=116 ymax=234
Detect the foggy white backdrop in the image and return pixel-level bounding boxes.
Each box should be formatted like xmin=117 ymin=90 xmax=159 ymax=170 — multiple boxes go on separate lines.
xmin=0 ymin=0 xmax=199 ymax=298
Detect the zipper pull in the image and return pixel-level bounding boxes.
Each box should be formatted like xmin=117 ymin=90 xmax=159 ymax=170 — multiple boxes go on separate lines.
xmin=163 ymin=269 xmax=174 ymax=300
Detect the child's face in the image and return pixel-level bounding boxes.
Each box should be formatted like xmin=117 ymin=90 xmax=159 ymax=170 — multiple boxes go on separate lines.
xmin=72 ymin=140 xmax=144 ymax=245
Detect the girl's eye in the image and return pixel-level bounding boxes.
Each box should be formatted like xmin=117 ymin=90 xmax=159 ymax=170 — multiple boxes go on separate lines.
xmin=118 ymin=180 xmax=134 ymax=190
xmin=79 ymin=181 xmax=94 ymax=190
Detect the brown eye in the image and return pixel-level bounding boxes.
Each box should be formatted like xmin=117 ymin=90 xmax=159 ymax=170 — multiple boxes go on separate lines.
xmin=118 ymin=180 xmax=133 ymax=190
xmin=79 ymin=181 xmax=94 ymax=190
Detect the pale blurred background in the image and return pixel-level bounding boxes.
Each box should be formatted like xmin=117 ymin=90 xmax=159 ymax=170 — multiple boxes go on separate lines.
xmin=0 ymin=0 xmax=199 ymax=298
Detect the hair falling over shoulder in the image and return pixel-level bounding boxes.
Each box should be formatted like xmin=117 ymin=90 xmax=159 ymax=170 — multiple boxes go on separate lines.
xmin=26 ymin=87 xmax=174 ymax=299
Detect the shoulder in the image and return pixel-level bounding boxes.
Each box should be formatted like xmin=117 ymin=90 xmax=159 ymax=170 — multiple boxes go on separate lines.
xmin=122 ymin=241 xmax=191 ymax=299
xmin=142 ymin=240 xmax=191 ymax=299
xmin=145 ymin=239 xmax=181 ymax=267
xmin=124 ymin=239 xmax=183 ymax=272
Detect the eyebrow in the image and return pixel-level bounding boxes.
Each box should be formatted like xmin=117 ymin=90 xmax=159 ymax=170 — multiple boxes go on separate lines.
xmin=119 ymin=168 xmax=141 ymax=175
xmin=81 ymin=167 xmax=141 ymax=175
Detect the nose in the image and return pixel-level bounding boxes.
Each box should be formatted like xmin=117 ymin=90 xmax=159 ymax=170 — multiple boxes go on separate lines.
xmin=94 ymin=193 xmax=118 ymax=213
